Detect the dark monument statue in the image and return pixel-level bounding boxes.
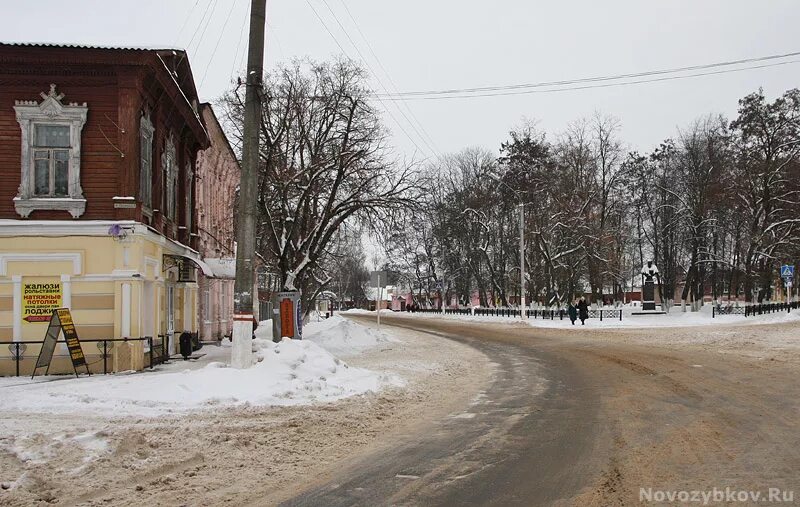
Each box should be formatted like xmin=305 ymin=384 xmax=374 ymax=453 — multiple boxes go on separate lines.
xmin=640 ymin=261 xmax=661 ymax=311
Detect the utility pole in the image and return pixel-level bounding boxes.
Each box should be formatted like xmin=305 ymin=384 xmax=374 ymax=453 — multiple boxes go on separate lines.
xmin=377 ymin=286 xmax=381 ymax=329
xmin=519 ymin=203 xmax=527 ymax=319
xmin=231 ymin=0 xmax=267 ymax=369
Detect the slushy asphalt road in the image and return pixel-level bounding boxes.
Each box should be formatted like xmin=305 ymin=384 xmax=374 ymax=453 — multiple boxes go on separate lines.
xmin=282 ymin=315 xmax=800 ymax=506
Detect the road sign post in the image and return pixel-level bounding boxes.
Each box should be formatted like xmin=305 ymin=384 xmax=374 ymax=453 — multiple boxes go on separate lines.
xmin=781 ymin=265 xmax=795 ymax=303
xmin=370 ymin=271 xmax=387 ymax=329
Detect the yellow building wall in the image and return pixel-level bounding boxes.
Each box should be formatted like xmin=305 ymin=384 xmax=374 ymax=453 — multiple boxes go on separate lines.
xmin=0 ymin=231 xmax=200 ymax=376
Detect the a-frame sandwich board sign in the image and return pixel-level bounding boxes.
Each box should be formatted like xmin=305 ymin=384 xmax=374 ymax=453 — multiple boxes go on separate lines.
xmin=32 ymin=308 xmax=90 ymax=379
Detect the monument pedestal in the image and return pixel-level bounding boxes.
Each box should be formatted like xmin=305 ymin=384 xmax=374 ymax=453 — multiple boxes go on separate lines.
xmin=642 ymin=280 xmax=655 ymax=311
xmin=637 ymin=262 xmax=665 ymax=315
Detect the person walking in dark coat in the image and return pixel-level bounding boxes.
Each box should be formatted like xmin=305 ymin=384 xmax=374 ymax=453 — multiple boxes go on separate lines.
xmin=567 ymin=300 xmax=578 ymax=325
xmin=577 ymin=297 xmax=589 ymax=325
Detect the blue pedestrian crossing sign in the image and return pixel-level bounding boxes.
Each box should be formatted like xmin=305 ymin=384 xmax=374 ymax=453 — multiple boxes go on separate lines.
xmin=781 ymin=265 xmax=794 ymax=278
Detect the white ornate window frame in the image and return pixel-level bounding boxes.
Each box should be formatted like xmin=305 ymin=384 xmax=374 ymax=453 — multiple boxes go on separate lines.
xmin=13 ymin=84 xmax=88 ymax=218
xmin=139 ymin=110 xmax=155 ymax=214
xmin=163 ymin=133 xmax=177 ymax=220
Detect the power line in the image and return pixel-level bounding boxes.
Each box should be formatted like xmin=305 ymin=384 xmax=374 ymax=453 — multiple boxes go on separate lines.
xmin=373 ymin=50 xmax=800 ymax=100
xmin=304 ymin=0 xmax=433 ymax=160
xmin=173 ymin=0 xmax=202 ymax=46
xmin=184 ymin=0 xmax=215 ymax=52
xmin=317 ymin=0 xmax=438 ymax=157
xmin=374 ymin=59 xmax=800 ymax=101
xmin=232 ymin=0 xmax=251 ymax=76
xmin=200 ymin=0 xmax=241 ymax=87
xmin=188 ymin=0 xmax=221 ymax=57
xmin=335 ymin=0 xmax=442 ymax=157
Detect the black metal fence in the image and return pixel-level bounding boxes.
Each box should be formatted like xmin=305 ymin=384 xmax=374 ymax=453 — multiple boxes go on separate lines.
xmin=712 ymin=301 xmax=799 ymax=318
xmin=477 ymin=308 xmax=522 ymax=318
xmin=406 ymin=306 xmax=624 ymax=321
xmin=2 ymin=337 xmax=157 ymax=377
xmin=152 ymin=335 xmax=170 ymax=366
xmin=587 ymin=309 xmax=625 ymax=321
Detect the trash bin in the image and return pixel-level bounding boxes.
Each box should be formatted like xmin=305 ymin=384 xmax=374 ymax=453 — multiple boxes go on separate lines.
xmin=179 ymin=332 xmax=193 ymax=360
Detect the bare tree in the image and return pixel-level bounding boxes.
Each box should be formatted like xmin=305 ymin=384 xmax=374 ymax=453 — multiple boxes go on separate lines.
xmin=731 ymin=88 xmax=800 ymax=301
xmin=220 ymin=59 xmax=417 ymax=314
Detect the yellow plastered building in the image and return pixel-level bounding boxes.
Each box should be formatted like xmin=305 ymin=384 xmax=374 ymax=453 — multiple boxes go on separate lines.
xmin=0 ymin=221 xmax=210 ymax=375
xmin=0 ymin=43 xmax=230 ymax=375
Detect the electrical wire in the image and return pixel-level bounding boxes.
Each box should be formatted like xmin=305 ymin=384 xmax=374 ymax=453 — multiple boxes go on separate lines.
xmin=172 ymin=0 xmax=200 ymax=46
xmin=231 ymin=0 xmax=251 ymax=76
xmin=375 ymin=50 xmax=800 ymax=98
xmin=199 ymin=0 xmax=240 ymax=87
xmin=184 ymin=0 xmax=215 ymax=52
xmin=335 ymin=0 xmax=442 ymax=158
xmin=374 ymin=59 xmax=800 ymax=101
xmin=188 ymin=0 xmax=221 ymax=58
xmin=304 ymin=0 xmax=433 ymax=160
xmin=173 ymin=0 xmax=202 ymax=47
xmin=318 ymin=0 xmax=439 ymax=158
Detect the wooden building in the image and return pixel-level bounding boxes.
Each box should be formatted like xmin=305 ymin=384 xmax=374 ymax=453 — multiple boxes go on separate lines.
xmin=0 ymin=42 xmax=216 ymax=375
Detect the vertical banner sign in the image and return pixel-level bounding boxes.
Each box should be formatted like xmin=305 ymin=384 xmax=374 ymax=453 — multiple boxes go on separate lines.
xmin=31 ymin=308 xmax=89 ymax=378
xmin=23 ymin=282 xmax=62 ymax=323
xmin=57 ymin=308 xmax=87 ymax=371
xmin=279 ymin=298 xmax=294 ymax=338
xmin=273 ymin=291 xmax=302 ymax=341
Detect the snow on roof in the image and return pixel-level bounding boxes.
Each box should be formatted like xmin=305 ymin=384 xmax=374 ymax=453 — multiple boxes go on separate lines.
xmin=366 ymin=287 xmax=393 ymax=302
xmin=0 ymin=41 xmax=184 ymax=52
xmin=204 ymin=258 xmax=236 ymax=279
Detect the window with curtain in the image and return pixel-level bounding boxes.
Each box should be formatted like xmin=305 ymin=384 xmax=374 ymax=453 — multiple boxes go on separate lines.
xmin=163 ymin=134 xmax=177 ymax=220
xmin=32 ymin=124 xmax=71 ymax=197
xmin=185 ymin=163 xmax=194 ymax=233
xmin=139 ymin=112 xmax=154 ymax=209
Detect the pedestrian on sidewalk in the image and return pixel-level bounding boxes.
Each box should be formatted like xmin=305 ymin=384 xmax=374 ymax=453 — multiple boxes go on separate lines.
xmin=567 ymin=300 xmax=578 ymax=325
xmin=577 ymin=297 xmax=589 ymax=325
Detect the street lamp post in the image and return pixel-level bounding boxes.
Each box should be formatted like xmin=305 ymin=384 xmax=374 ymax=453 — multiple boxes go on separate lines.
xmin=489 ymin=173 xmax=528 ymax=320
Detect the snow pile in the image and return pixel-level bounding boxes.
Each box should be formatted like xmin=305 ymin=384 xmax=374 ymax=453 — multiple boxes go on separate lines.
xmin=0 ymin=320 xmax=403 ymax=417
xmin=303 ymin=314 xmax=398 ymax=356
xmin=0 ymin=430 xmax=109 ymax=468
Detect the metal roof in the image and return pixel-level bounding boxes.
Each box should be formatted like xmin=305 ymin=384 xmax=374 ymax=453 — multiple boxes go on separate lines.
xmin=0 ymin=41 xmax=184 ymax=52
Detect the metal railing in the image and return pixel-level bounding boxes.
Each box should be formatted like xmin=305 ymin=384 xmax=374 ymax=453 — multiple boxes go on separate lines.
xmin=587 ymin=309 xmax=624 ymax=321
xmin=744 ymin=301 xmax=798 ymax=317
xmin=712 ymin=301 xmax=799 ymax=318
xmin=405 ymin=306 xmax=624 ymax=321
xmin=2 ymin=337 xmax=157 ymax=377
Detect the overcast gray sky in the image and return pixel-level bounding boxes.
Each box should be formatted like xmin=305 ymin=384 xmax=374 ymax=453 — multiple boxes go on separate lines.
xmin=3 ymin=0 xmax=798 ymax=160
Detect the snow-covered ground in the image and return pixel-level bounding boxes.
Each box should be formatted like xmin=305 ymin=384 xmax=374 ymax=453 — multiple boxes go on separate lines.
xmin=348 ymin=307 xmax=800 ymax=363
xmin=353 ymin=305 xmax=800 ymax=329
xmin=0 ymin=314 xmax=493 ymax=506
xmin=0 ymin=315 xmax=403 ymax=417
